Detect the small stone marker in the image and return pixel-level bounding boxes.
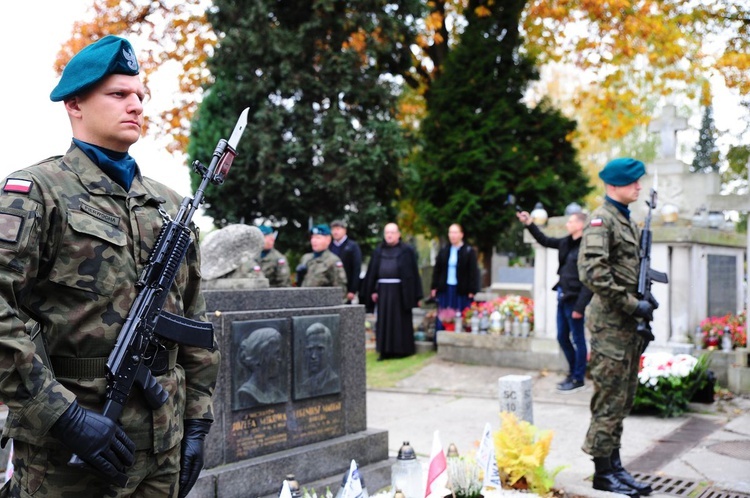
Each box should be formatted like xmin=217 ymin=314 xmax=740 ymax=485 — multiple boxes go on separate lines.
xmin=498 ymin=374 xmax=533 ymax=424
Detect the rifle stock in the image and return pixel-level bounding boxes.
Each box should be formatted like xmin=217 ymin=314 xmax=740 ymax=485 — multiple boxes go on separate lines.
xmin=68 ymin=109 xmax=249 ymax=484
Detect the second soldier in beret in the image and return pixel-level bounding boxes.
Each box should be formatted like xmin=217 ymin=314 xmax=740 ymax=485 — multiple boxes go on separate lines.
xmin=0 ymin=36 xmax=219 ymax=497
xmin=257 ymin=225 xmax=292 ymax=287
xmin=296 ymin=224 xmax=347 ymax=299
xmin=577 ymin=157 xmax=656 ymax=496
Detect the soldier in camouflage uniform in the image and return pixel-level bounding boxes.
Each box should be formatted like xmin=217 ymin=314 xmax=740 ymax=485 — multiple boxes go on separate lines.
xmin=257 ymin=225 xmax=292 ymax=287
xmin=577 ymin=158 xmax=656 ymax=497
xmin=296 ymin=224 xmax=347 ymax=297
xmin=0 ymin=36 xmax=220 ymax=497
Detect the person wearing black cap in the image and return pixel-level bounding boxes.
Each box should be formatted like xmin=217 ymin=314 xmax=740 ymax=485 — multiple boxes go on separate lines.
xmin=0 ymin=36 xmax=219 ymax=497
xmin=578 ymin=157 xmax=656 ymax=496
xmin=256 ymin=225 xmax=292 ymax=287
xmin=329 ymin=219 xmax=362 ymax=304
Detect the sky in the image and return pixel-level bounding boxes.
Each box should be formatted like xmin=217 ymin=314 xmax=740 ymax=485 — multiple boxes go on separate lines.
xmin=1 ymin=1 xmax=213 ymax=228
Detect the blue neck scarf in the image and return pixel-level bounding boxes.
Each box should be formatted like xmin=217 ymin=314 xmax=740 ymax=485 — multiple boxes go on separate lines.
xmin=605 ymin=195 xmax=631 ymax=219
xmin=73 ymin=138 xmax=137 ymax=190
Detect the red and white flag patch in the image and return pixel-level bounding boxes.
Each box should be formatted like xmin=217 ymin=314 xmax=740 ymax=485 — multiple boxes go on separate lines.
xmin=590 ymin=218 xmax=603 ymax=227
xmin=3 ymin=179 xmax=33 ymax=194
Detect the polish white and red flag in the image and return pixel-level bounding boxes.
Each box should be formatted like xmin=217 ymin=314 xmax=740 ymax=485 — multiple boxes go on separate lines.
xmin=424 ymin=430 xmax=448 ymax=498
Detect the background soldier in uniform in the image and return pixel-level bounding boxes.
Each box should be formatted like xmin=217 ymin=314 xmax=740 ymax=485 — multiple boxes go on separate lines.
xmin=257 ymin=225 xmax=292 ymax=287
xmin=578 ymin=157 xmax=656 ymax=497
xmin=0 ymin=36 xmax=220 ymax=497
xmin=296 ymin=224 xmax=347 ymax=297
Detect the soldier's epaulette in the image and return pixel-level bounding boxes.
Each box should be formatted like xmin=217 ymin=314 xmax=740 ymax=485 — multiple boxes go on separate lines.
xmin=3 ymin=178 xmax=33 ymax=194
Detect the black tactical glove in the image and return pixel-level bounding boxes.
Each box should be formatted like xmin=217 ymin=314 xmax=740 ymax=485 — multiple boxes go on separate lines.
xmin=632 ymin=300 xmax=655 ymax=321
xmin=647 ymin=294 xmax=660 ymax=310
xmin=178 ymin=419 xmax=212 ymax=498
xmin=50 ymin=400 xmax=135 ymax=482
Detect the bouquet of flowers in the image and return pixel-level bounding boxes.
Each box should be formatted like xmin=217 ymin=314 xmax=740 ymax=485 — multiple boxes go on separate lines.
xmin=699 ymin=311 xmax=746 ymax=349
xmin=633 ymin=352 xmax=711 ymax=417
xmin=461 ymin=295 xmax=534 ymax=330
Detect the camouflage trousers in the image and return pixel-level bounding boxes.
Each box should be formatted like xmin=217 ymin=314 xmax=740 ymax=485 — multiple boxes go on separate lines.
xmin=0 ymin=440 xmax=180 ymax=497
xmin=582 ymin=342 xmax=641 ymax=457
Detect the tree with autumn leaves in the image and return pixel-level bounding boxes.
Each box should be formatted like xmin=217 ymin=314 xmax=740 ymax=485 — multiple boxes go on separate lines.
xmin=55 ymin=0 xmax=750 ymax=247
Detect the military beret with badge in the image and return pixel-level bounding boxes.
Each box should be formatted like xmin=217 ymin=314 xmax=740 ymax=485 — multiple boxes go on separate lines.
xmin=50 ymin=35 xmax=140 ymax=102
xmin=310 ymin=224 xmax=331 ymax=236
xmin=598 ymin=157 xmax=646 ymax=186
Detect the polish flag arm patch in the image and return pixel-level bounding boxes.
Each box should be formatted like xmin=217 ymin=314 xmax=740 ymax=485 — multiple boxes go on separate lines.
xmin=3 ymin=179 xmax=33 ymax=194
xmin=590 ymin=218 xmax=603 ymax=227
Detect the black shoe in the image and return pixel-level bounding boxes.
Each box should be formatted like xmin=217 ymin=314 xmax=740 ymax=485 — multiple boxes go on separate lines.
xmin=593 ymin=457 xmax=640 ymax=497
xmin=556 ymin=375 xmax=572 ymax=389
xmin=611 ymin=449 xmax=652 ymax=495
xmin=557 ymin=379 xmax=585 ymax=393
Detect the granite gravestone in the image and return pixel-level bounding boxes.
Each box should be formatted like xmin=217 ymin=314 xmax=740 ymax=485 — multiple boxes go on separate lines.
xmin=190 ymin=287 xmax=390 ymax=498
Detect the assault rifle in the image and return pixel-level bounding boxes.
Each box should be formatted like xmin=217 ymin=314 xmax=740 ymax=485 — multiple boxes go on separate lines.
xmin=69 ymin=108 xmax=249 ymax=484
xmin=636 ymin=179 xmax=668 ymax=343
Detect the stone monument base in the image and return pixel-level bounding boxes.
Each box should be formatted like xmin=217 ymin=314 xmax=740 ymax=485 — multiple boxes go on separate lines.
xmin=192 ymin=429 xmax=391 ymax=498
xmin=437 ymin=333 xmax=567 ymax=372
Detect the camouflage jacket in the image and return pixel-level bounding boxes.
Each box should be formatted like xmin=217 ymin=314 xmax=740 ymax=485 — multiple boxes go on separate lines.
xmin=258 ymin=247 xmax=292 ymax=287
xmin=299 ymin=249 xmax=347 ymax=295
xmin=0 ymin=146 xmax=220 ymax=452
xmin=578 ymin=201 xmax=642 ymax=352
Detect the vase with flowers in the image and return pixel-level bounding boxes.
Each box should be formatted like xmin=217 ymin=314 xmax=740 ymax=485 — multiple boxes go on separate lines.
xmin=699 ymin=311 xmax=747 ymax=350
xmin=438 ymin=308 xmax=457 ymax=332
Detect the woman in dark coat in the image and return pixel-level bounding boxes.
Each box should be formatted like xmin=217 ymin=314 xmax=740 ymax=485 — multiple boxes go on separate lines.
xmin=360 ymin=223 xmax=423 ymax=360
xmin=430 ymin=223 xmax=480 ymax=333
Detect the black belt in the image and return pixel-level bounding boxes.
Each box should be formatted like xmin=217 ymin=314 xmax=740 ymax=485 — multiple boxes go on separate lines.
xmin=50 ymin=347 xmax=178 ymax=379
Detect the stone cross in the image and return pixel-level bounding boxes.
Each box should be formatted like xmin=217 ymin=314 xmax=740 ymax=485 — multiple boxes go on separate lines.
xmin=497 ymin=374 xmax=533 ymax=424
xmin=648 ymin=104 xmax=688 ymax=160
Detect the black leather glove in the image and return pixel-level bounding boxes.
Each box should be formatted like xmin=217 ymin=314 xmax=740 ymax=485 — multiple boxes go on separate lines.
xmin=632 ymin=300 xmax=655 ymax=320
xmin=647 ymin=294 xmax=660 ymax=310
xmin=50 ymin=401 xmax=135 ymax=481
xmin=178 ymin=419 xmax=212 ymax=498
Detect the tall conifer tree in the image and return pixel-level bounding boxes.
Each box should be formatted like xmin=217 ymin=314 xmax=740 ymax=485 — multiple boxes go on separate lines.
xmin=409 ymin=0 xmax=590 ymax=275
xmin=691 ymin=104 xmax=720 ymax=173
xmin=188 ymin=0 xmax=423 ymax=258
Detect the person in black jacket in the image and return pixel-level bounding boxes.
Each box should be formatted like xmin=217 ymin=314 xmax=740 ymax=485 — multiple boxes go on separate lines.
xmin=430 ymin=224 xmax=480 ymax=336
xmin=330 ymin=219 xmax=363 ymax=304
xmin=517 ymin=211 xmax=593 ymax=393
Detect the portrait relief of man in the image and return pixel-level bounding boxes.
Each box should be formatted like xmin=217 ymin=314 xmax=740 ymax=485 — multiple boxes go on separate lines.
xmin=231 ymin=319 xmax=289 ymax=410
xmin=293 ymin=315 xmax=341 ymax=400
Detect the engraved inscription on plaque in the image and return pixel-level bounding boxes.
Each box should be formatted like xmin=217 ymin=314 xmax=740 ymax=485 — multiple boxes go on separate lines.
xmin=293 ymin=315 xmax=341 ymax=401
xmin=231 ymin=318 xmax=290 ymax=410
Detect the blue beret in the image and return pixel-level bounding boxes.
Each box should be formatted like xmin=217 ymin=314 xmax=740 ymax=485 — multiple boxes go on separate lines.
xmin=50 ymin=35 xmax=140 ymax=102
xmin=599 ymin=157 xmax=646 ymax=186
xmin=259 ymin=225 xmax=274 ymax=235
xmin=310 ymin=224 xmax=331 ymax=236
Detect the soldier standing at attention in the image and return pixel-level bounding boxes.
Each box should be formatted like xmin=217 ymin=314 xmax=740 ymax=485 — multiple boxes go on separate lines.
xmin=578 ymin=157 xmax=656 ymax=497
xmin=297 ymin=224 xmax=347 ymax=297
xmin=0 ymin=36 xmax=220 ymax=497
xmin=329 ymin=219 xmax=362 ymax=304
xmin=258 ymin=225 xmax=292 ymax=287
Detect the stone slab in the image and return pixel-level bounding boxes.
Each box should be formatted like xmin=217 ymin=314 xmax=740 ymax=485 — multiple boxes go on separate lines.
xmin=437 ymin=333 xmax=567 ymax=372
xmin=191 ymin=429 xmax=389 ymax=498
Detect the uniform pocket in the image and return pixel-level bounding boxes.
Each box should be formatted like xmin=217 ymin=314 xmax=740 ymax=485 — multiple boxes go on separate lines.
xmin=48 ymin=210 xmax=127 ymax=297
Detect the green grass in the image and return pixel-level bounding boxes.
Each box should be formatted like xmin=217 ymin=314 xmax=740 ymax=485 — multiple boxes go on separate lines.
xmin=365 ymin=350 xmax=436 ymax=389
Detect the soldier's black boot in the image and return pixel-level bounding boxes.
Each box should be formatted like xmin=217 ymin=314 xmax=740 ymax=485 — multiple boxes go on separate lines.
xmin=611 ymin=449 xmax=653 ymax=495
xmin=593 ymin=456 xmax=640 ymax=497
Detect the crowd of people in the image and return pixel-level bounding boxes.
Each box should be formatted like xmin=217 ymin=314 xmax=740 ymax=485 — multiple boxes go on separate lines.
xmin=0 ymin=33 xmax=656 ymax=497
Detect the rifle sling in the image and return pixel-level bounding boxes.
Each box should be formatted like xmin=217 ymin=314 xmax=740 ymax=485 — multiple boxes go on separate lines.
xmin=51 ymin=347 xmax=178 ymax=379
